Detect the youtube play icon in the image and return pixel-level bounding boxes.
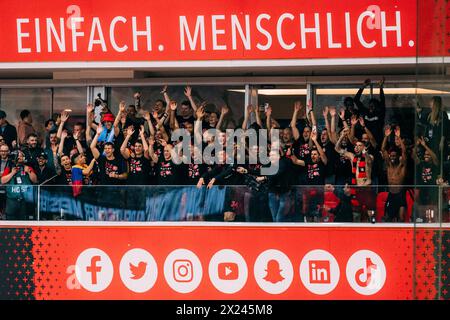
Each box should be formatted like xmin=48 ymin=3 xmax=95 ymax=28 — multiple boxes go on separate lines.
xmin=218 ymin=262 xmax=239 ymax=280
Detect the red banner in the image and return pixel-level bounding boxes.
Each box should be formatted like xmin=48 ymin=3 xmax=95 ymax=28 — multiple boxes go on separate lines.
xmin=1 ymin=225 xmax=449 ymax=300
xmin=0 ymin=0 xmax=441 ymax=64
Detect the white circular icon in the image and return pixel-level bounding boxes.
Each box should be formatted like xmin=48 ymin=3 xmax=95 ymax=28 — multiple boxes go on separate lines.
xmin=75 ymin=248 xmax=114 ymax=292
xmin=346 ymin=250 xmax=386 ymax=295
xmin=119 ymin=248 xmax=158 ymax=293
xmin=208 ymin=249 xmax=248 ymax=294
xmin=299 ymin=249 xmax=340 ymax=295
xmin=253 ymin=249 xmax=293 ymax=295
xmin=164 ymin=249 xmax=203 ymax=293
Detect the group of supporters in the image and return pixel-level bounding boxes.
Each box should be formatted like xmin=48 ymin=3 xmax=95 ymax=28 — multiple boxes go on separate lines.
xmin=0 ymin=79 xmax=449 ymax=222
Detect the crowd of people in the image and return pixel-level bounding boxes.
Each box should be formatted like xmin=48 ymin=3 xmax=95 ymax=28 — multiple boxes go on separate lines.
xmin=0 ymin=79 xmax=449 ymax=222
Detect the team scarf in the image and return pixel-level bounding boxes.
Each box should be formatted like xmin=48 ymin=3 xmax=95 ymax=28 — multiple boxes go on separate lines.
xmin=351 ymin=153 xmax=367 ymax=185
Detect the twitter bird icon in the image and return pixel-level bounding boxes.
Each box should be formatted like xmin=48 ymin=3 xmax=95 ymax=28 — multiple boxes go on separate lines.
xmin=129 ymin=261 xmax=148 ymax=280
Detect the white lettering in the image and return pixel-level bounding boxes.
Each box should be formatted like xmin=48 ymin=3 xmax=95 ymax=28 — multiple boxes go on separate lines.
xmin=179 ymin=16 xmax=206 ymax=51
xmin=277 ymin=13 xmax=296 ymax=50
xmin=211 ymin=15 xmax=226 ymax=50
xmin=327 ymin=13 xmax=342 ymax=48
xmin=88 ymin=17 xmax=107 ymax=52
xmin=132 ymin=16 xmax=152 ymax=52
xmin=345 ymin=12 xmax=352 ymax=48
xmin=34 ymin=18 xmax=41 ymax=53
xmin=381 ymin=11 xmax=402 ymax=47
xmin=110 ymin=16 xmax=128 ymax=52
xmin=17 ymin=18 xmax=31 ymax=53
xmin=300 ymin=13 xmax=321 ymax=49
xmin=256 ymin=14 xmax=272 ymax=51
xmin=47 ymin=18 xmax=66 ymax=52
xmin=231 ymin=15 xmax=250 ymax=50
xmin=357 ymin=11 xmax=376 ymax=48
xmin=71 ymin=17 xmax=84 ymax=52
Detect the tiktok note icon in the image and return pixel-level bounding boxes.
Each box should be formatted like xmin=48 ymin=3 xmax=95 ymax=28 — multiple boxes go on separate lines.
xmin=254 ymin=250 xmax=293 ymax=294
xmin=346 ymin=250 xmax=386 ymax=295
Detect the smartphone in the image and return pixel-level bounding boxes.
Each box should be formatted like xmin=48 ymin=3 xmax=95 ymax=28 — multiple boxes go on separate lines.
xmin=264 ymin=103 xmax=269 ymax=112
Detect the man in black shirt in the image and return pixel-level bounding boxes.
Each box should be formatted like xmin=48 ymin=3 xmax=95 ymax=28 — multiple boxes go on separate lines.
xmin=120 ymin=126 xmax=151 ymax=185
xmin=91 ymin=126 xmax=128 ymax=185
xmin=22 ymin=133 xmax=44 ymax=171
xmin=36 ymin=152 xmax=57 ymax=184
xmin=0 ymin=110 xmax=17 ymax=150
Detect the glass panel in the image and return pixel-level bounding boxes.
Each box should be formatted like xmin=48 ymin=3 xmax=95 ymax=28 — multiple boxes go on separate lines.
xmin=0 ymin=88 xmax=52 ymax=145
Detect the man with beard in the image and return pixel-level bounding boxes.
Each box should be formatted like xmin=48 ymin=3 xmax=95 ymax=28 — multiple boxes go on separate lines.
xmin=120 ymin=125 xmax=151 ymax=185
xmin=55 ymin=154 xmax=73 ymax=185
xmin=91 ymin=125 xmax=128 ymax=185
xmin=44 ymin=130 xmax=60 ymax=173
xmin=381 ymin=125 xmax=407 ymax=222
xmin=36 ymin=152 xmax=57 ymax=184
xmin=22 ymin=133 xmax=44 ymax=171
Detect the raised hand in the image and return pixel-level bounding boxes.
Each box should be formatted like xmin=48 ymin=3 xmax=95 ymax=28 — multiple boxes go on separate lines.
xmin=148 ymin=136 xmax=155 ymax=146
xmin=126 ymin=126 xmax=135 ymax=137
xmin=294 ymin=101 xmax=302 ymax=112
xmin=87 ymin=103 xmax=94 ymax=114
xmin=61 ymin=130 xmax=68 ymax=139
xmin=61 ymin=111 xmax=70 ymax=123
xmin=265 ymin=105 xmax=272 ymax=117
xmin=322 ymin=106 xmax=329 ymax=117
xmin=221 ymin=105 xmax=229 ymax=116
xmin=160 ymin=85 xmax=168 ymax=94
xmin=169 ymin=100 xmax=177 ymax=111
xmin=119 ymin=101 xmax=126 ymax=113
xmin=307 ymin=99 xmax=313 ymax=111
xmin=133 ymin=92 xmax=141 ymax=99
xmin=384 ymin=125 xmax=392 ymax=137
xmin=139 ymin=125 xmax=145 ymax=136
xmin=159 ymin=139 xmax=167 ymax=147
xmin=364 ymin=78 xmax=371 ymax=86
xmin=378 ymin=76 xmax=385 ymax=87
xmin=350 ymin=115 xmax=358 ymax=126
xmin=341 ymin=127 xmax=350 ymax=137
xmin=339 ymin=108 xmax=346 ymax=120
xmin=394 ymin=125 xmax=401 ymax=137
xmin=311 ymin=129 xmax=318 ymax=141
xmin=184 ymin=86 xmax=192 ymax=98
xmin=246 ymin=105 xmax=254 ymax=115
xmin=152 ymin=111 xmax=159 ymax=120
xmin=96 ymin=123 xmax=103 ymax=135
xmin=358 ymin=117 xmax=365 ymax=127
xmin=143 ymin=111 xmax=151 ymax=122
xmin=329 ymin=106 xmax=336 ymax=117
xmin=196 ymin=106 xmax=205 ymax=119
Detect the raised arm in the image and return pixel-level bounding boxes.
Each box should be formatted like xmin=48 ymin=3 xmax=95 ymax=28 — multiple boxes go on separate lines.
xmin=143 ymin=111 xmax=156 ymax=137
xmin=394 ymin=126 xmax=407 ymax=166
xmin=73 ymin=131 xmax=84 ymax=155
xmin=57 ymin=111 xmax=70 ymax=140
xmin=148 ymin=136 xmax=158 ymax=163
xmin=335 ymin=128 xmax=354 ymax=161
xmin=291 ymin=101 xmax=301 ymax=140
xmin=120 ymin=126 xmax=134 ymax=159
xmin=419 ymin=136 xmax=438 ymax=166
xmin=242 ymin=105 xmax=253 ymax=130
xmin=360 ymin=117 xmax=377 ymax=149
xmin=381 ymin=125 xmax=391 ymax=161
xmin=216 ymin=105 xmax=229 ymax=132
xmin=348 ymin=115 xmax=358 ymax=145
xmin=323 ymin=106 xmax=330 ymax=132
xmin=86 ymin=103 xmax=98 ymax=132
xmin=329 ymin=106 xmax=338 ymax=144
xmin=307 ymin=100 xmax=317 ymax=128
xmin=169 ymin=101 xmax=179 ymax=131
xmin=113 ymin=101 xmax=126 ymax=137
xmin=90 ymin=124 xmax=103 ymax=159
xmin=184 ymin=86 xmax=198 ymax=112
xmin=161 ymin=85 xmax=171 ymax=110
xmin=82 ymin=158 xmax=96 ymax=176
xmin=254 ymin=105 xmax=263 ymax=128
xmin=195 ymin=106 xmax=205 ymax=143
xmin=354 ymin=79 xmax=371 ymax=111
xmin=311 ymin=130 xmax=328 ymax=165
xmin=58 ymin=131 xmax=67 ymax=156
xmin=138 ymin=126 xmax=150 ymax=160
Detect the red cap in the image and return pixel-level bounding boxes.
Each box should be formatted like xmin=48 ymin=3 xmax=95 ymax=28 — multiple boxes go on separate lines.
xmin=101 ymin=113 xmax=115 ymax=123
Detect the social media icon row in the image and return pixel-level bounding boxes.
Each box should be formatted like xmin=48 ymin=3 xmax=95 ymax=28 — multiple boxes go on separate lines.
xmin=75 ymin=248 xmax=386 ymax=295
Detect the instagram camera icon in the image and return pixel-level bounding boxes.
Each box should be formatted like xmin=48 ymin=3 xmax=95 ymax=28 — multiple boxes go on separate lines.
xmin=173 ymin=259 xmax=193 ymax=282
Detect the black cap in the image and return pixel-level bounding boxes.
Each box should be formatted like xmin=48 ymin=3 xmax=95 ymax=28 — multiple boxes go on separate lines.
xmin=0 ymin=110 xmax=6 ymax=119
xmin=37 ymin=152 xmax=48 ymax=159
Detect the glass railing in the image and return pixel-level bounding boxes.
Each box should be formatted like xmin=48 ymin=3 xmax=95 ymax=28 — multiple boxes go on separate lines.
xmin=1 ymin=184 xmax=448 ymax=223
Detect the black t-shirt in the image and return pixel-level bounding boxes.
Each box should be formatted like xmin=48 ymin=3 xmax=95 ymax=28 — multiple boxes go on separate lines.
xmin=97 ymin=155 xmax=127 ymax=185
xmin=183 ymin=163 xmax=207 ymax=185
xmin=176 ymin=115 xmax=195 ymax=129
xmin=156 ymin=155 xmax=181 ymax=185
xmin=305 ymin=158 xmax=326 ymax=185
xmin=56 ymin=168 xmax=72 ymax=185
xmin=127 ymin=155 xmax=151 ymax=185
xmin=416 ymin=162 xmax=438 ymax=185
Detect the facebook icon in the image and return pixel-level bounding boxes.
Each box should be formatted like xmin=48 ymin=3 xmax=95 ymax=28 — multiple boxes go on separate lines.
xmin=75 ymin=248 xmax=114 ymax=292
